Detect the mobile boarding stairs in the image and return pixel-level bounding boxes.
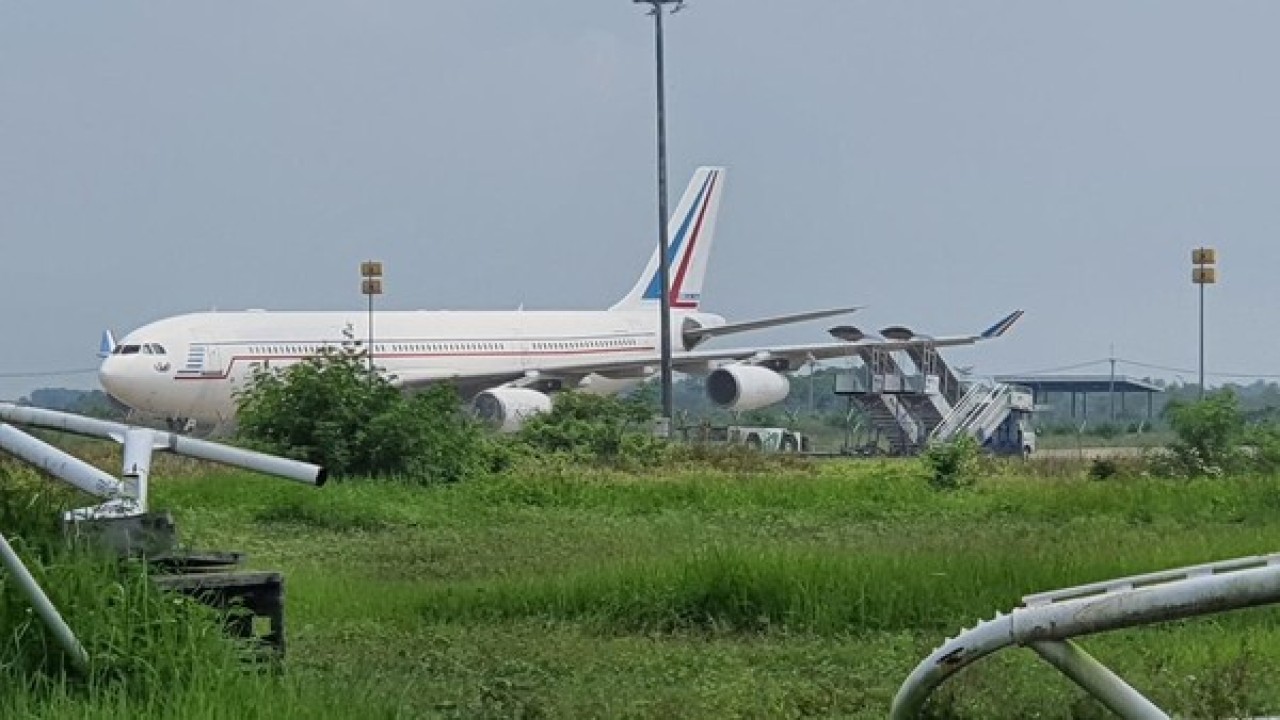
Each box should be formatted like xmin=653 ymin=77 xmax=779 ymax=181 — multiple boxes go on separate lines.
xmin=835 ymin=345 xmax=1033 ymax=455
xmin=892 ymin=553 xmax=1280 ymax=719
xmin=0 ymin=402 xmax=325 ymax=668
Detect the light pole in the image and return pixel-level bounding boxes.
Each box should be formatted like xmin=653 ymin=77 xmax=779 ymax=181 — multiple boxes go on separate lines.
xmin=361 ymin=260 xmax=384 ymax=373
xmin=635 ymin=0 xmax=685 ymax=436
xmin=1191 ymin=248 xmax=1216 ymax=400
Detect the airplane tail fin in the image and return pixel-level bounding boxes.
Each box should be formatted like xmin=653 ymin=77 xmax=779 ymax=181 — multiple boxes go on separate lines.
xmin=611 ymin=166 xmax=725 ymax=311
xmin=97 ymin=330 xmax=116 ymax=359
xmin=980 ymin=310 xmax=1025 ymax=339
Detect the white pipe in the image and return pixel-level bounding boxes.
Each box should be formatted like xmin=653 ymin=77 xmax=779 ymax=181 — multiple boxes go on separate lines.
xmin=0 ymin=424 xmax=124 ymax=500
xmin=120 ymin=427 xmax=153 ymax=511
xmin=0 ymin=403 xmax=326 ymax=487
xmin=0 ymin=533 xmax=89 ymax=671
xmin=1029 ymin=640 xmax=1167 ymax=719
xmin=892 ymin=561 xmax=1280 ymax=718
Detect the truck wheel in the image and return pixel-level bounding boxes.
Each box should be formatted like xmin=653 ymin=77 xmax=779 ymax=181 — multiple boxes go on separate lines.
xmin=781 ymin=435 xmax=798 ymax=453
xmin=745 ymin=433 xmax=763 ymax=450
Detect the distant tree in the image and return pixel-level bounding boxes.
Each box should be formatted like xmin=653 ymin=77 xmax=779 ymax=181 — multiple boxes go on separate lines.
xmin=23 ymin=388 xmax=126 ymax=420
xmin=26 ymin=388 xmax=87 ymax=411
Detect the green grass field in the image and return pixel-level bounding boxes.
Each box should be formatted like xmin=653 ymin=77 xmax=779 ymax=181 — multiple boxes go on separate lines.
xmin=7 ymin=453 xmax=1280 ymax=718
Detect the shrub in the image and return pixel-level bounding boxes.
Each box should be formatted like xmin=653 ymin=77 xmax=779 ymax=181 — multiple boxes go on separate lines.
xmin=921 ymin=436 xmax=981 ymax=491
xmin=516 ymin=391 xmax=666 ymax=467
xmin=235 ymin=349 xmax=501 ymax=481
xmin=1163 ymin=390 xmax=1247 ymax=476
xmin=1088 ymin=457 xmax=1119 ymax=480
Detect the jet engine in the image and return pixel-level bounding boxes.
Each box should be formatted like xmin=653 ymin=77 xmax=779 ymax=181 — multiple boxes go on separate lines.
xmin=828 ymin=325 xmax=870 ymax=343
xmin=472 ymin=387 xmax=553 ymax=433
xmin=705 ymin=364 xmax=790 ymax=412
xmin=879 ymin=325 xmax=917 ymax=341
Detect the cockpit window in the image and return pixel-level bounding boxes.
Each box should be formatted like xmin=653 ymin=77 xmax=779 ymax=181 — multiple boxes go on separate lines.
xmin=118 ymin=344 xmax=141 ymax=355
xmin=140 ymin=343 xmax=167 ymax=355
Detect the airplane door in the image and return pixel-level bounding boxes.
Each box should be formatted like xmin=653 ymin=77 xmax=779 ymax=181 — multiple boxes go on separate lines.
xmin=202 ymin=346 xmax=224 ymax=377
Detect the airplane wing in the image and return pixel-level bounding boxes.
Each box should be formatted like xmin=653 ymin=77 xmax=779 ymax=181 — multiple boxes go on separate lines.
xmin=391 ymin=310 xmax=1024 ymax=395
xmin=683 ymin=306 xmax=861 ymax=343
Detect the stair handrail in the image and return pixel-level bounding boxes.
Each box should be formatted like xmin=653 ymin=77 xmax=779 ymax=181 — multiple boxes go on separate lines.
xmin=929 ymin=379 xmax=994 ymax=442
xmin=957 ymin=383 xmax=1014 ymax=442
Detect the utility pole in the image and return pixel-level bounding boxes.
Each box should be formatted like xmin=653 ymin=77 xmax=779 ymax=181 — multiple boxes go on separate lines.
xmin=635 ymin=0 xmax=685 ymax=436
xmin=1192 ymin=248 xmax=1217 ymax=400
xmin=1108 ymin=344 xmax=1116 ymax=423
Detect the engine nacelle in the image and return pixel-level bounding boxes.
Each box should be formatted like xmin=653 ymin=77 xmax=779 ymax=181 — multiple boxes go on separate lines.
xmin=472 ymin=387 xmax=553 ymax=433
xmin=706 ymin=364 xmax=791 ymax=412
xmin=681 ymin=313 xmax=726 ymax=350
xmin=829 ymin=325 xmax=869 ymax=342
xmin=879 ymin=325 xmax=917 ymax=341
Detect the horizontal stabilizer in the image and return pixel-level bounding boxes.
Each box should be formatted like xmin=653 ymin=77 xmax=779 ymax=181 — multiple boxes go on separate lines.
xmin=685 ymin=307 xmax=860 ymax=343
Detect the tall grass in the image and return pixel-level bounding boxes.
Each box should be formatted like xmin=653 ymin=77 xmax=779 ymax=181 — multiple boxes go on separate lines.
xmin=0 ymin=461 xmax=269 ymax=717
xmin=417 ymin=525 xmax=1280 ymax=636
xmin=11 ymin=449 xmax=1280 ymax=717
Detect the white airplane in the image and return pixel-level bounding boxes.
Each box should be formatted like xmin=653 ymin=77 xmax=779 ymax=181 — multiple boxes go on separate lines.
xmin=97 ymin=167 xmax=1023 ymax=431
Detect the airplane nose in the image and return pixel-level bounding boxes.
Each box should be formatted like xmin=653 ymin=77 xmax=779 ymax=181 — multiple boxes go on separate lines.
xmin=98 ymin=358 xmax=122 ymax=396
xmin=98 ymin=357 xmax=137 ymax=405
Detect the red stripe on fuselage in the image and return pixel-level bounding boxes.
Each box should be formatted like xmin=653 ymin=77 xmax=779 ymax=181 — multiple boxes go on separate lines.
xmin=172 ymin=345 xmax=659 ymax=381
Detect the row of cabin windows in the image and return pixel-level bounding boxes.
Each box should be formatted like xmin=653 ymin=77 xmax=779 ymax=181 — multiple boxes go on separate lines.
xmin=114 ymin=343 xmax=167 ymax=356
xmin=532 ymin=338 xmax=639 ymax=351
xmin=243 ymin=339 xmax=640 ymax=356
xmin=244 ymin=342 xmax=507 ymax=356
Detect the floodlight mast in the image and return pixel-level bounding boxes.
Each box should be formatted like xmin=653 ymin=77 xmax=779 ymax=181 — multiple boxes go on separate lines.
xmin=635 ymin=0 xmax=686 ymax=434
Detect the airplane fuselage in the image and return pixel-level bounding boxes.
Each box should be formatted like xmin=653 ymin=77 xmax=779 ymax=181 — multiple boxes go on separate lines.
xmin=99 ymin=308 xmax=722 ymax=424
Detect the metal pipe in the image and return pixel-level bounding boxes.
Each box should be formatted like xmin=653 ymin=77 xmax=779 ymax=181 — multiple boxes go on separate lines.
xmin=0 ymin=533 xmax=90 ymax=671
xmin=1029 ymin=640 xmax=1167 ymax=719
xmin=120 ymin=427 xmax=154 ymax=510
xmin=1199 ymin=280 xmax=1205 ymax=399
xmin=636 ymin=0 xmax=681 ymax=431
xmin=0 ymin=424 xmax=124 ymax=500
xmin=162 ymin=434 xmax=326 ymax=486
xmin=0 ymin=403 xmax=127 ymax=440
xmin=0 ymin=403 xmax=325 ymax=486
xmin=892 ymin=561 xmax=1280 ymax=718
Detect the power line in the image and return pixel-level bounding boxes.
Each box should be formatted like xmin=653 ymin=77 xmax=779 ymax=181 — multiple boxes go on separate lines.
xmin=1000 ymin=359 xmax=1111 ymax=375
xmin=1116 ymin=358 xmax=1280 ymax=381
xmin=0 ymin=368 xmax=98 ymax=380
xmin=1000 ymin=356 xmax=1280 ymax=382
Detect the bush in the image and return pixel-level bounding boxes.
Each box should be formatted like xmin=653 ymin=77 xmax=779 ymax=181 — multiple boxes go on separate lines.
xmin=921 ymin=436 xmax=981 ymax=491
xmin=235 ymin=349 xmax=502 ymax=481
xmin=1163 ymin=390 xmax=1247 ymax=476
xmin=516 ymin=391 xmax=666 ymax=467
xmin=1088 ymin=457 xmax=1119 ymax=480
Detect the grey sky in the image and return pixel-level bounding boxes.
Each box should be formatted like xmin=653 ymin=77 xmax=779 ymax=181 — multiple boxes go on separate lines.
xmin=4 ymin=2 xmax=1279 ymax=400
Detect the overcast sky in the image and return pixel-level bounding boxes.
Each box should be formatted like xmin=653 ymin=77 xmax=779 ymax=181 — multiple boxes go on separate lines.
xmin=4 ymin=2 xmax=1280 ymax=400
